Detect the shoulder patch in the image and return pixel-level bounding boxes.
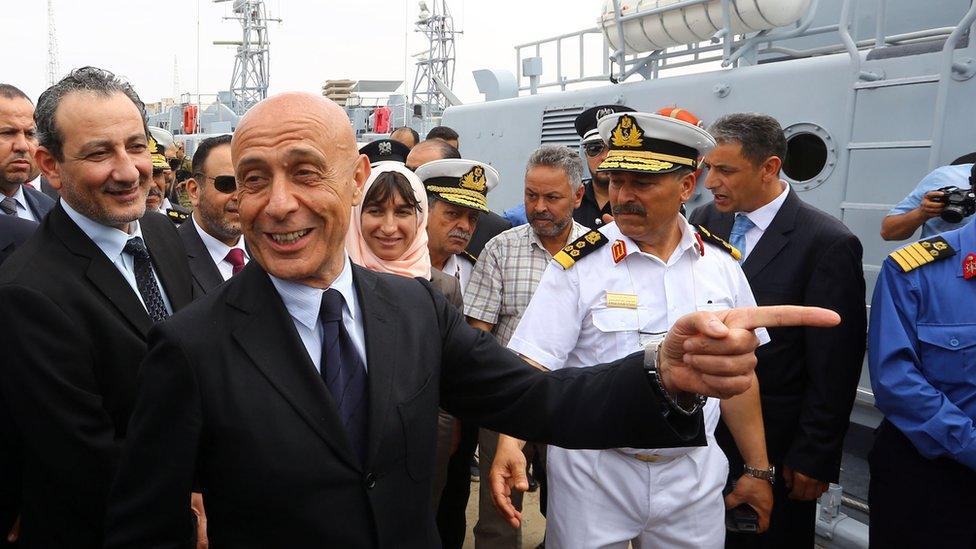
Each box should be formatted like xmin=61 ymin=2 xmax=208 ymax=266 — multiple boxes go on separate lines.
xmin=553 ymin=230 xmax=608 ymax=270
xmin=695 ymin=225 xmax=741 ymax=261
xmin=166 ymin=208 xmax=190 ymax=224
xmin=888 ymin=235 xmax=956 ymax=273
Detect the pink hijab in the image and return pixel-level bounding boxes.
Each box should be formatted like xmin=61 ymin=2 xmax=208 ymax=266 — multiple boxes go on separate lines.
xmin=345 ymin=161 xmax=432 ymax=279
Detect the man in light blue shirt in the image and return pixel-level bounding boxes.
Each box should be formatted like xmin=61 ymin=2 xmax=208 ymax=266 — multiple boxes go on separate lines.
xmin=881 ymin=163 xmax=974 ymax=240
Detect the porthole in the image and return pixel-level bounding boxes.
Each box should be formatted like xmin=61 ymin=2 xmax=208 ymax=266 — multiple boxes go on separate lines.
xmin=782 ymin=123 xmax=836 ymax=191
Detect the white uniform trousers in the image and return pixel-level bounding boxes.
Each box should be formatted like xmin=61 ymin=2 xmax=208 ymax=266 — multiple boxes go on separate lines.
xmin=545 ymin=440 xmax=728 ymax=549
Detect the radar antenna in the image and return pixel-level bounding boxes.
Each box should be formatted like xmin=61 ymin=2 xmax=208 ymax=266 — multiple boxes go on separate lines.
xmin=214 ymin=0 xmax=281 ymax=114
xmin=411 ymin=0 xmax=459 ymax=124
xmin=46 ymin=0 xmax=61 ymax=87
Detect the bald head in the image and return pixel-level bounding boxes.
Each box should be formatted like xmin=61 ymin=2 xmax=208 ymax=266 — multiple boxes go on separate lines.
xmin=233 ymin=92 xmax=358 ymax=165
xmin=405 ymin=138 xmax=461 ymax=171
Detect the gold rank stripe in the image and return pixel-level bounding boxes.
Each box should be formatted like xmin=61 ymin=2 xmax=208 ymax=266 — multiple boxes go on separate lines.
xmin=890 ymin=243 xmax=934 ymax=272
xmin=553 ymin=250 xmax=576 ymax=269
xmin=606 ymin=149 xmax=696 ymax=167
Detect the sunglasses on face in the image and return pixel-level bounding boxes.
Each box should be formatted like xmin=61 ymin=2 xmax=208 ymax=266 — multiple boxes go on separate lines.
xmin=583 ymin=142 xmax=608 ymax=157
xmin=198 ymin=174 xmax=238 ymax=194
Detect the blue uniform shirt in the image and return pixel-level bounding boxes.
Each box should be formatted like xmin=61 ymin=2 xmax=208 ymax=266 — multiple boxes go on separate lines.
xmin=888 ymin=164 xmax=973 ymax=237
xmin=869 ymin=218 xmax=976 ymax=470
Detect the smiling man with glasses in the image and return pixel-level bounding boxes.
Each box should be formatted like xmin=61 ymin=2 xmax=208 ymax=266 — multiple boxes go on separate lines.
xmin=180 ymin=133 xmax=248 ymax=296
xmin=571 ymin=104 xmax=635 ymax=229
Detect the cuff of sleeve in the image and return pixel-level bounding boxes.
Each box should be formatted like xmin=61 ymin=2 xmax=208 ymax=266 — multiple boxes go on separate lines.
xmin=464 ymin=305 xmax=499 ymax=325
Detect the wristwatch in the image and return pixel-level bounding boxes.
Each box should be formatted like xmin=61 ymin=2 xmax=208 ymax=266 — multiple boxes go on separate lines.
xmin=743 ymin=464 xmax=776 ymax=484
xmin=644 ymin=340 xmax=706 ymax=417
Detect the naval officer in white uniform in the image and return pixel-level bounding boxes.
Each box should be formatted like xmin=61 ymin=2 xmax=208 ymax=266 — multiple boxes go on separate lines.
xmin=494 ymin=112 xmax=775 ymax=548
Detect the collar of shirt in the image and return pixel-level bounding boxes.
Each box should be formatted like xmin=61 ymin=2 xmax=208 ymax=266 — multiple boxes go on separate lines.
xmin=268 ymin=254 xmax=360 ymax=332
xmin=193 ymin=215 xmax=247 ymax=267
xmin=11 ymin=185 xmax=29 ymax=211
xmin=61 ymin=199 xmax=144 ymax=262
xmin=602 ymin=216 xmax=700 ymax=267
xmin=739 ymin=181 xmax=789 ymax=231
xmin=526 ymin=221 xmax=589 ymax=257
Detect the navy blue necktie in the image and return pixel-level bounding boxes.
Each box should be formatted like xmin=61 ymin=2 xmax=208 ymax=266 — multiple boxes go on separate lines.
xmin=124 ymin=237 xmax=169 ymax=323
xmin=319 ymin=289 xmax=369 ymax=463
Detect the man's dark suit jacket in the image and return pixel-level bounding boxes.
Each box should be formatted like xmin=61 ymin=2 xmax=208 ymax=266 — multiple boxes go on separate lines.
xmin=177 ymin=217 xmax=225 ymax=298
xmin=467 ymin=210 xmax=511 ymax=259
xmin=0 ymin=204 xmax=193 ymax=548
xmin=106 ymin=262 xmax=705 ymax=548
xmin=0 ymin=215 xmax=38 ymax=266
xmin=690 ymin=189 xmax=867 ymax=481
xmin=22 ymin=185 xmax=55 ymax=222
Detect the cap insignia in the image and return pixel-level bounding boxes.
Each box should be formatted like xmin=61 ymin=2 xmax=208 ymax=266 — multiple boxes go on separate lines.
xmin=459 ymin=165 xmax=487 ymax=193
xmin=610 ymin=114 xmax=644 ymax=149
xmin=378 ymin=141 xmax=392 ymax=155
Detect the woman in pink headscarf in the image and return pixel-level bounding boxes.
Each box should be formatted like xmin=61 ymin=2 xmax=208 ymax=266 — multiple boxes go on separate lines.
xmin=344 ymin=161 xmax=461 ymax=510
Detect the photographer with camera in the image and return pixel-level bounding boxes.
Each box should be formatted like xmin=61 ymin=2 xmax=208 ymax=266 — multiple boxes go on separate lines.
xmin=881 ymin=162 xmax=976 ymax=241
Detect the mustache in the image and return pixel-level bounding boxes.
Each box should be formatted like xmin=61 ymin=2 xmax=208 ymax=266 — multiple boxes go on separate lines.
xmin=612 ymin=203 xmax=647 ymax=216
xmin=147 ymin=187 xmax=163 ymax=198
xmin=527 ymin=211 xmax=554 ymax=222
xmin=447 ymin=229 xmax=472 ymax=241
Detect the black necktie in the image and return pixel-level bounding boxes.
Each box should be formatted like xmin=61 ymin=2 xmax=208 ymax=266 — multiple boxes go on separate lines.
xmin=319 ymin=289 xmax=369 ymax=463
xmin=123 ymin=237 xmax=169 ymax=323
xmin=0 ymin=197 xmax=17 ymax=216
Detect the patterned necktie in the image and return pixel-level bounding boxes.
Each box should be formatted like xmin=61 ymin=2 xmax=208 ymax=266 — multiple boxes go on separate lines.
xmin=224 ymin=248 xmax=246 ymax=275
xmin=729 ymin=214 xmax=756 ymax=262
xmin=123 ymin=237 xmax=169 ymax=323
xmin=0 ymin=197 xmax=17 ymax=216
xmin=319 ymin=289 xmax=369 ymax=463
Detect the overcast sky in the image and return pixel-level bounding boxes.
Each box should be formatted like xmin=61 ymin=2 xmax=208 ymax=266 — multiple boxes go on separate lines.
xmin=2 ymin=0 xmax=608 ymax=105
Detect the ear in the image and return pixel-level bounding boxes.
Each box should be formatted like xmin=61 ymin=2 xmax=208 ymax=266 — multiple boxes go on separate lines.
xmin=677 ymin=170 xmax=697 ymax=203
xmin=761 ymin=156 xmax=783 ymax=182
xmin=573 ymin=183 xmax=584 ymax=209
xmin=185 ymin=178 xmax=201 ymax=208
xmin=33 ymin=147 xmax=62 ymax=190
xmin=350 ymin=154 xmax=370 ymax=207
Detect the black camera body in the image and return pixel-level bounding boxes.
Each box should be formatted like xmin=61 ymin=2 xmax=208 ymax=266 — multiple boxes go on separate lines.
xmin=932 ymin=185 xmax=976 ymax=223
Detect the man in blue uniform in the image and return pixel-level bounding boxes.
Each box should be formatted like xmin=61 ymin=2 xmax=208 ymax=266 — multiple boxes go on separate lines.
xmin=868 ymin=217 xmax=976 ymax=548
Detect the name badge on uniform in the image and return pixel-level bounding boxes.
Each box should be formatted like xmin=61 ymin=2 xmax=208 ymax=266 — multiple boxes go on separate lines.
xmin=605 ymin=292 xmax=638 ymax=309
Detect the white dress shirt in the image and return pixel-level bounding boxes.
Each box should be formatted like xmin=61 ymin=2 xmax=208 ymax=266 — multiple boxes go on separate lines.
xmin=60 ymin=200 xmax=173 ymax=315
xmin=268 ymin=255 xmax=368 ymax=374
xmin=736 ymin=181 xmax=789 ymax=258
xmin=440 ymin=253 xmax=473 ymax=295
xmin=192 ymin=216 xmax=248 ymax=281
xmin=7 ymin=185 xmax=37 ymax=222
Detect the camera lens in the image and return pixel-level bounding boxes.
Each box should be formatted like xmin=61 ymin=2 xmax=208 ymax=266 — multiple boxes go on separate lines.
xmin=941 ymin=206 xmax=966 ymax=224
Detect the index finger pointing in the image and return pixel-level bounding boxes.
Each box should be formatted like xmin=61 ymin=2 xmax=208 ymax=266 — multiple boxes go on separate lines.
xmin=728 ymin=305 xmax=840 ymax=331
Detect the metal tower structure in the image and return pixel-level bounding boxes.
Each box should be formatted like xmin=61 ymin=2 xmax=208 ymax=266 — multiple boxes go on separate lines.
xmin=46 ymin=0 xmax=60 ymax=86
xmin=411 ymin=0 xmax=459 ymax=122
xmin=213 ymin=0 xmax=281 ymax=114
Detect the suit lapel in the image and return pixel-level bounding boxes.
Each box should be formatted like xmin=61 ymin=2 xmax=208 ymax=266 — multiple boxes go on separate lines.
xmin=351 ymin=266 xmax=400 ymax=467
xmin=48 ymin=205 xmax=153 ymax=336
xmin=179 ymin=221 xmax=225 ymax=293
xmin=742 ymin=189 xmax=799 ymax=279
xmin=142 ymin=215 xmax=193 ymax=310
xmin=229 ymin=264 xmax=362 ymax=469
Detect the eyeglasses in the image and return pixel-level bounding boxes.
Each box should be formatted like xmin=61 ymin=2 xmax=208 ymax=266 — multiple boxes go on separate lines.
xmin=197 ymin=174 xmax=238 ymax=194
xmin=583 ymin=142 xmax=607 ymax=158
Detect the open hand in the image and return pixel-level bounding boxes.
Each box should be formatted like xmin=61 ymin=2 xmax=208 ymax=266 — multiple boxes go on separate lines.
xmin=488 ymin=436 xmax=529 ymax=529
xmin=660 ymin=306 xmax=840 ymax=399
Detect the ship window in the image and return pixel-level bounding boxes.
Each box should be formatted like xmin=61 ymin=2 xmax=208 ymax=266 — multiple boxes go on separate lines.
xmin=783 ymin=133 xmax=828 ymax=182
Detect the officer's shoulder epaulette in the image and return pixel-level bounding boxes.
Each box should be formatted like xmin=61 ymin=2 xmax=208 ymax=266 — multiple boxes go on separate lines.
xmin=695 ymin=225 xmax=741 ymax=261
xmin=166 ymin=208 xmax=190 ymax=224
xmin=553 ymin=230 xmax=608 ymax=270
xmin=462 ymin=250 xmax=478 ymax=263
xmin=888 ymin=235 xmax=956 ymax=273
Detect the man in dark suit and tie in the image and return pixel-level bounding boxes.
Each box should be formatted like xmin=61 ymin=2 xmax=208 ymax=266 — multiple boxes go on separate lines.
xmin=0 ymin=67 xmax=194 ymax=548
xmin=178 ymin=134 xmax=248 ymax=297
xmin=104 ymin=92 xmax=839 ymax=548
xmin=690 ymin=113 xmax=867 ymax=548
xmin=0 ymin=84 xmax=55 ymax=223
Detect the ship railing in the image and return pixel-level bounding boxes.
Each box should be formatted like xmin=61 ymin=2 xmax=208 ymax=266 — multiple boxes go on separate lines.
xmin=513 ymin=0 xmax=963 ymax=95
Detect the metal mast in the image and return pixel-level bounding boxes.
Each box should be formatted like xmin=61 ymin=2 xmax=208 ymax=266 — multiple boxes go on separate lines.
xmin=214 ymin=0 xmax=281 ymax=114
xmin=46 ymin=0 xmax=61 ymax=87
xmin=411 ymin=0 xmax=458 ymax=122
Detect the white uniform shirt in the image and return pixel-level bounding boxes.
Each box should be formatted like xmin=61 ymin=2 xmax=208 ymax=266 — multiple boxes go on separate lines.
xmin=440 ymin=253 xmax=474 ymax=295
xmin=192 ymin=216 xmax=249 ymax=282
xmin=508 ymin=218 xmax=768 ymax=456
